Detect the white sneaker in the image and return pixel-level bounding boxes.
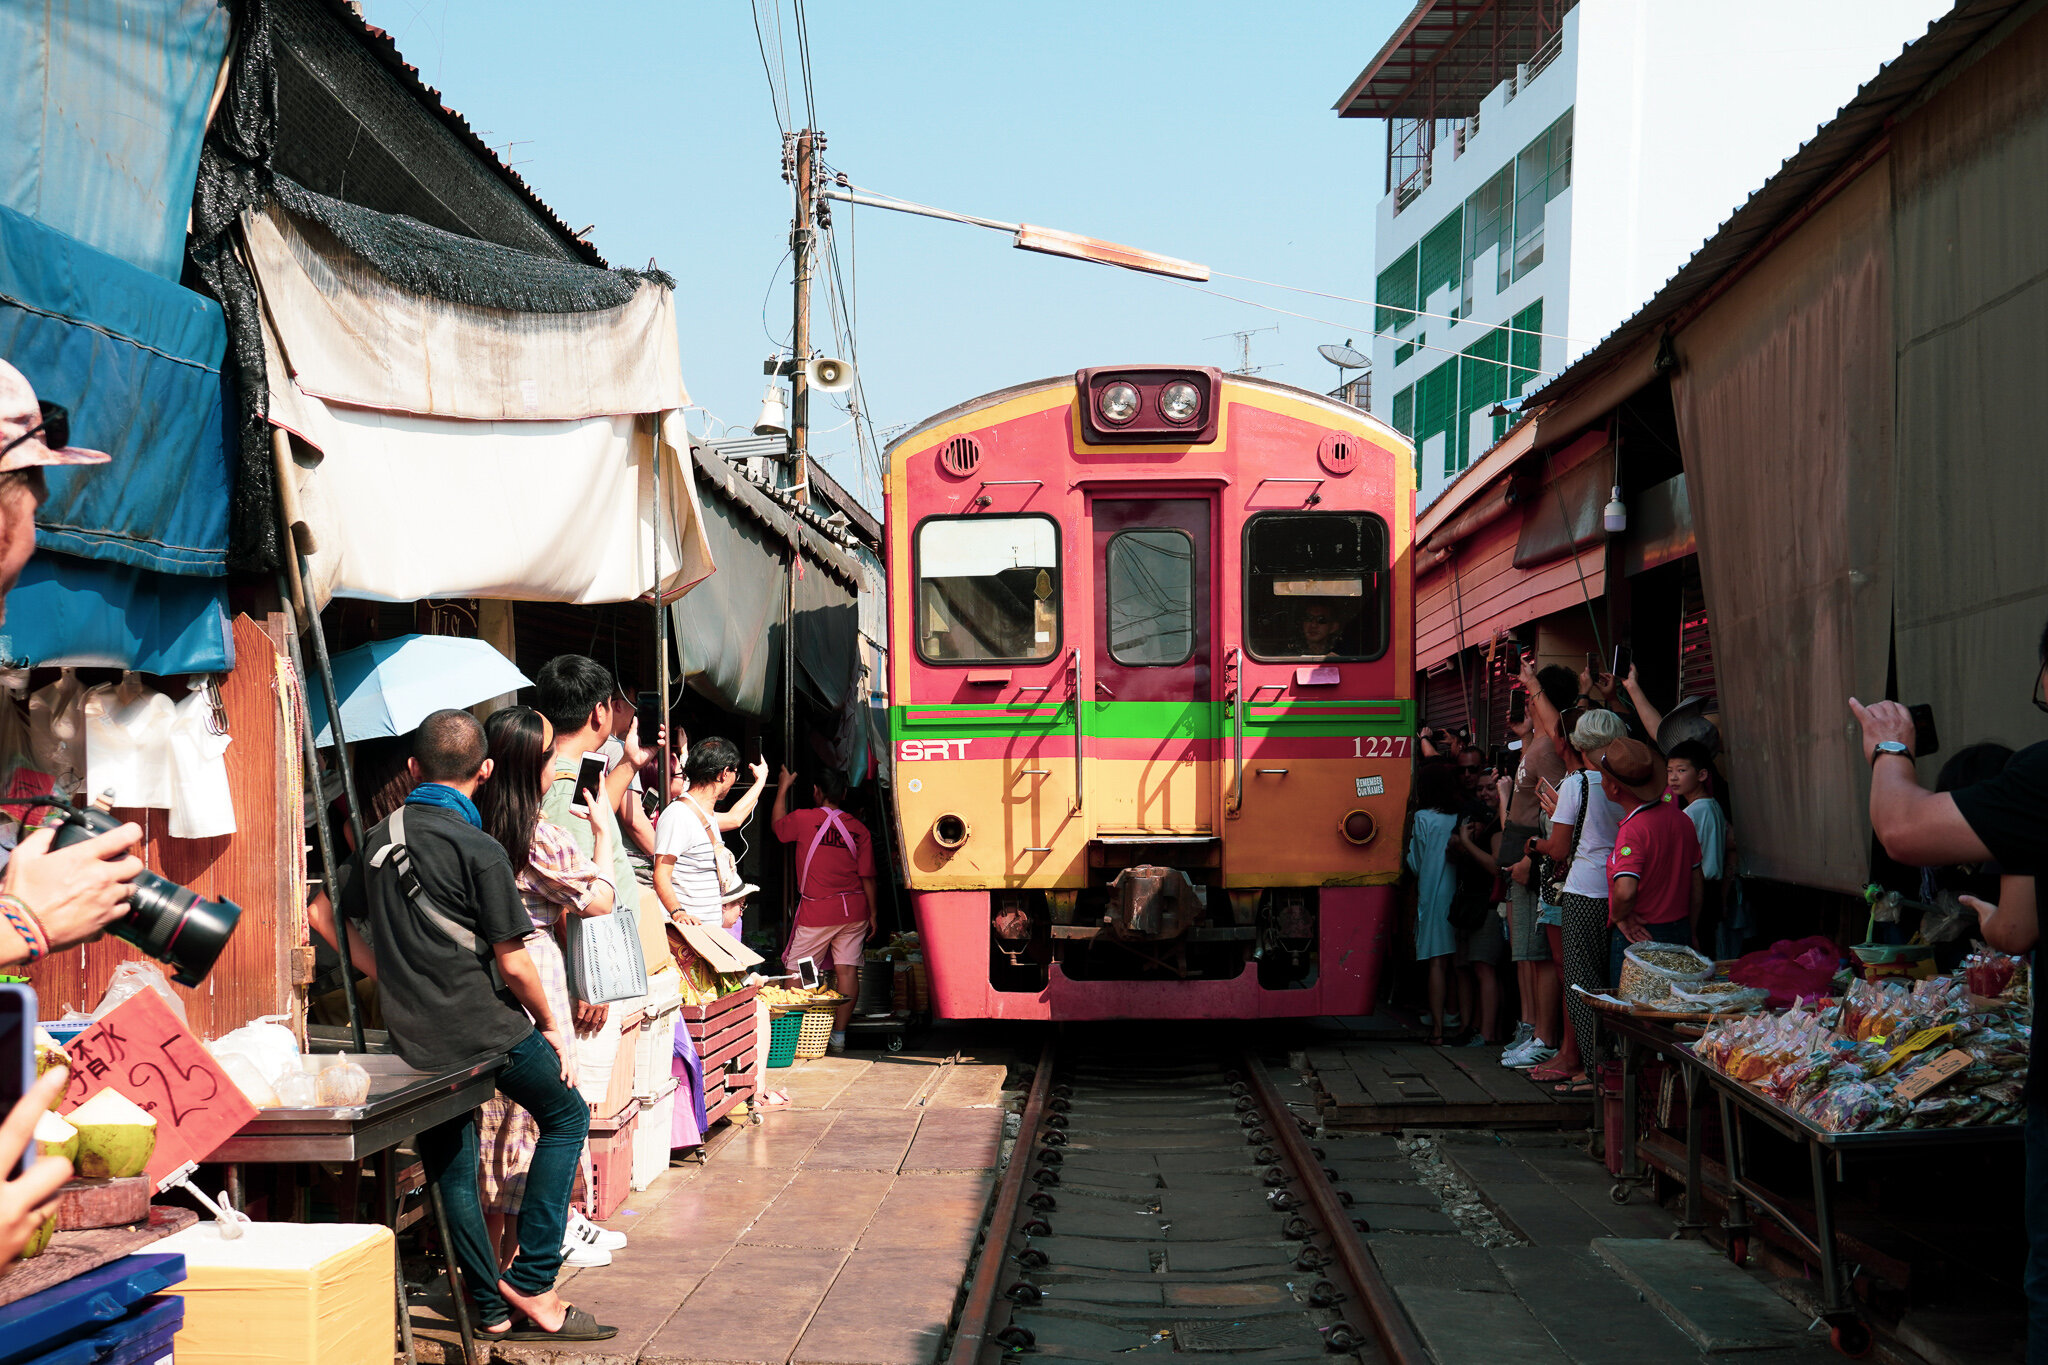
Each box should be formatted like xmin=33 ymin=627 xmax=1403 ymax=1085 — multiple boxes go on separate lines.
xmin=568 ymin=1209 xmax=627 ymax=1252
xmin=1500 ymin=1038 xmax=1535 ymax=1067
xmin=1513 ymin=1044 xmax=1558 ymax=1071
xmin=561 ymin=1239 xmax=612 ymax=1268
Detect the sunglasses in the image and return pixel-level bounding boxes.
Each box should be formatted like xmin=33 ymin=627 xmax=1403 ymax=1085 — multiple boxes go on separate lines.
xmin=0 ymin=402 xmax=68 ymax=458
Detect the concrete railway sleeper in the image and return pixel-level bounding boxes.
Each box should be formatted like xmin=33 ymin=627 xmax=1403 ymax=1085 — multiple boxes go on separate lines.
xmin=945 ymin=1038 xmax=1428 ymax=1365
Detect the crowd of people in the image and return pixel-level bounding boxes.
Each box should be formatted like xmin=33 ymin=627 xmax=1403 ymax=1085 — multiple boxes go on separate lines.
xmin=1406 ymin=656 xmax=1730 ymax=1097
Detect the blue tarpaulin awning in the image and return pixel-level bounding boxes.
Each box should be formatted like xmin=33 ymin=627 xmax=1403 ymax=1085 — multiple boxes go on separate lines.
xmin=0 ymin=0 xmax=232 ymax=281
xmin=0 ymin=203 xmax=232 ymax=576
xmin=0 ymin=552 xmax=233 ymax=674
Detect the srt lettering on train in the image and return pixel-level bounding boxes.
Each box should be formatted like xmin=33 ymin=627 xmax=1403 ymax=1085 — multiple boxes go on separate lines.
xmin=900 ymin=739 xmax=971 ymax=761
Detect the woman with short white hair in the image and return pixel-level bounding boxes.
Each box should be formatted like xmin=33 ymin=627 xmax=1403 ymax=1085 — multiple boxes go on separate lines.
xmin=1526 ymin=707 xmax=1628 ymax=1096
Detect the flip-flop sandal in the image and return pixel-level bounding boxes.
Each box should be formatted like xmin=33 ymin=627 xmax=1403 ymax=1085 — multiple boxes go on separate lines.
xmin=759 ymin=1089 xmax=792 ymax=1107
xmin=1551 ymin=1078 xmax=1595 ymax=1096
xmin=1528 ymin=1065 xmax=1571 ymax=1084
xmin=502 ymin=1305 xmax=618 ymax=1343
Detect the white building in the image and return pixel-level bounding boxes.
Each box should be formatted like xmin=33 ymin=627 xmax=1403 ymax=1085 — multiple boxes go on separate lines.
xmin=1338 ymin=0 xmax=1955 ymax=508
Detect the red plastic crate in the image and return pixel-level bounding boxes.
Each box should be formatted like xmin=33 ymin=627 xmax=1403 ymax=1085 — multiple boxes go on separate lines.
xmin=582 ymin=1102 xmax=638 ymax=1220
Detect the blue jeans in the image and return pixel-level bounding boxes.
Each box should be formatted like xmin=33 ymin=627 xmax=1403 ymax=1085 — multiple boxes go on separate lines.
xmin=2029 ymin=1101 xmax=2048 ymax=1365
xmin=418 ymin=1031 xmax=589 ymax=1328
xmin=1609 ymin=916 xmax=1692 ymax=984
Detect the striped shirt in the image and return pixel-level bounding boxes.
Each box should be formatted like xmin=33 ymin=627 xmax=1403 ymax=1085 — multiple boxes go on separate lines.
xmin=655 ymin=797 xmax=723 ymax=925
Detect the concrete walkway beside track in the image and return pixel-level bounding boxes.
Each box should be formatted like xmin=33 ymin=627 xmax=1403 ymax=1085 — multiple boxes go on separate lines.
xmin=415 ymin=1043 xmax=1015 ymax=1365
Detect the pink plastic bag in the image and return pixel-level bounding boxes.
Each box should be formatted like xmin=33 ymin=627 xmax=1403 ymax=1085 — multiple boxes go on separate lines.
xmin=1728 ymin=936 xmax=1842 ymax=1009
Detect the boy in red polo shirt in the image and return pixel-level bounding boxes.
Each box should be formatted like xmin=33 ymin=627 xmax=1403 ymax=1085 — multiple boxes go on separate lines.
xmin=1593 ymin=737 xmax=1703 ymax=982
xmin=772 ymin=766 xmax=877 ymax=1054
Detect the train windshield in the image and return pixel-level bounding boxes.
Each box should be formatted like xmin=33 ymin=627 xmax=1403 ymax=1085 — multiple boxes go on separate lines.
xmin=916 ymin=516 xmax=1060 ymax=663
xmin=1244 ymin=512 xmax=1388 ymax=661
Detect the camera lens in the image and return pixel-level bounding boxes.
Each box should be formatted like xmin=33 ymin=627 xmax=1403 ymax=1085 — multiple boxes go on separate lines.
xmin=46 ymin=805 xmax=242 ymax=987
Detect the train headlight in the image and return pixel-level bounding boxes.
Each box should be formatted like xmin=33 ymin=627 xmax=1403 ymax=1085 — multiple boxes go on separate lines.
xmin=933 ymin=813 xmax=971 ymax=850
xmin=1339 ymin=810 xmax=1377 ymax=846
xmin=1098 ymin=382 xmax=1140 ymax=425
xmin=1158 ymin=380 xmax=1201 ymax=425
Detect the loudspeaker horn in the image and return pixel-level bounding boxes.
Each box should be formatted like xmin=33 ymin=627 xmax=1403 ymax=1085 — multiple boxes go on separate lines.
xmin=806 ymin=356 xmax=855 ymax=393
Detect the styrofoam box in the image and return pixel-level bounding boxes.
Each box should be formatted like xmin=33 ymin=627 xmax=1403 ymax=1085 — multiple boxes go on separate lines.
xmin=632 ymin=997 xmax=684 ymax=1100
xmin=630 ymin=1079 xmax=680 ymax=1191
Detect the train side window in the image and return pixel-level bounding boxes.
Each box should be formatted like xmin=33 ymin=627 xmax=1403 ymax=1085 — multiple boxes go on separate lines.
xmin=915 ymin=515 xmax=1060 ymax=663
xmin=1244 ymin=512 xmax=1388 ymax=662
xmin=1106 ymin=529 xmax=1195 ymax=666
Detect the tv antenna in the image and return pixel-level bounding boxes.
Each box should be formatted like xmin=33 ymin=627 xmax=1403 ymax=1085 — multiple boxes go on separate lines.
xmin=1207 ymin=326 xmax=1278 ymax=375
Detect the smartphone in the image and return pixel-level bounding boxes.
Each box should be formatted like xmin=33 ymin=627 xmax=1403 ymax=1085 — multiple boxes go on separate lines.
xmin=1611 ymin=644 xmax=1633 ymax=680
xmin=795 ymin=957 xmax=820 ymax=990
xmin=635 ymin=691 xmax=661 ymax=748
xmin=1501 ymin=641 xmax=1522 ymax=672
xmin=1507 ymin=689 xmax=1528 ymax=724
xmin=1537 ymin=776 xmax=1558 ymax=802
xmin=1587 ymin=651 xmax=1600 ymax=679
xmin=0 ymin=986 xmax=32 ymax=1173
xmin=1908 ymin=703 xmax=1941 ymax=760
xmin=570 ymin=751 xmax=607 ymax=814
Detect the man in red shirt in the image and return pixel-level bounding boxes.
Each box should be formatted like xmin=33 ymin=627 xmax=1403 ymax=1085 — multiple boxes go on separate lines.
xmin=772 ymin=766 xmax=878 ymax=1054
xmin=1594 ymin=737 xmax=1703 ymax=980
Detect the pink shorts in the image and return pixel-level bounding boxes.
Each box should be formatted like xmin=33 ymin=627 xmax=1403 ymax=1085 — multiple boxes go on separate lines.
xmin=787 ymin=918 xmax=867 ymax=971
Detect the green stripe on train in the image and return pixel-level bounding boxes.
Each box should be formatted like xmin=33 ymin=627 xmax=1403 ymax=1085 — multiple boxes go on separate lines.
xmin=890 ymin=699 xmax=1416 ymax=740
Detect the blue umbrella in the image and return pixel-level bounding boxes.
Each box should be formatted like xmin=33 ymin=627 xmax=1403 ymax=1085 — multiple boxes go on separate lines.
xmin=312 ymin=634 xmax=531 ymax=747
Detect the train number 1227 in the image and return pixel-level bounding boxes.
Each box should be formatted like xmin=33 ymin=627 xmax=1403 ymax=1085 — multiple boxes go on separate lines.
xmin=1353 ymin=736 xmax=1411 ymax=758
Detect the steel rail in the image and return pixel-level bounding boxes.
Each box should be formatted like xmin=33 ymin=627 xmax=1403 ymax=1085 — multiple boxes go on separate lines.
xmin=1239 ymin=1049 xmax=1429 ymax=1365
xmin=946 ymin=1035 xmax=1057 ymax=1365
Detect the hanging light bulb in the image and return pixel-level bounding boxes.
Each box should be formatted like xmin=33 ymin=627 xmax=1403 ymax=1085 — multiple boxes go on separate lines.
xmin=753 ymin=384 xmax=789 ymax=437
xmin=1603 ymin=485 xmax=1627 ymax=534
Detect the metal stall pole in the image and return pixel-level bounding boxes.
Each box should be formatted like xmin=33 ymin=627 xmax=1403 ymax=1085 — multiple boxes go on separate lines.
xmin=273 ymin=429 xmax=368 ymax=1056
xmin=653 ymin=414 xmax=671 ymax=784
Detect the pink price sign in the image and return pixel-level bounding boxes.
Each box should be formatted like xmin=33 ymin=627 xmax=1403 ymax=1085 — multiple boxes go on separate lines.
xmin=58 ymin=989 xmax=259 ymax=1187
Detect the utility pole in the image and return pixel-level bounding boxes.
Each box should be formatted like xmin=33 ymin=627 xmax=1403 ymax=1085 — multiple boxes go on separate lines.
xmin=789 ymin=127 xmax=816 ymax=498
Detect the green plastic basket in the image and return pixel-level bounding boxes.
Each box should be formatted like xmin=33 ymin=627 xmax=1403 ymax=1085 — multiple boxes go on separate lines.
xmin=766 ymin=1010 xmax=804 ymax=1069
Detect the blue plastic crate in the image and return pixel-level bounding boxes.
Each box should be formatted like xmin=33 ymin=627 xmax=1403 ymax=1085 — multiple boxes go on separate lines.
xmin=26 ymin=1295 xmax=181 ymax=1365
xmin=0 ymin=1255 xmax=183 ymax=1365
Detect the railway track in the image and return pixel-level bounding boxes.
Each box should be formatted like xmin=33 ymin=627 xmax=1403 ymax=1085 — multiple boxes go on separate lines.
xmin=945 ymin=1036 xmax=1428 ymax=1365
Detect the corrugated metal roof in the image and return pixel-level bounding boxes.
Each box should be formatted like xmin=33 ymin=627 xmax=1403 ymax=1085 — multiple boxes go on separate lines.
xmin=1334 ymin=0 xmax=1562 ymax=119
xmin=323 ymin=1 xmax=606 ymax=266
xmin=1521 ymin=0 xmax=2026 ymax=417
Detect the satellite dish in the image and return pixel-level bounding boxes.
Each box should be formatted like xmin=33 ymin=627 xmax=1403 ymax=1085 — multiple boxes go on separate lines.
xmin=1319 ymin=342 xmax=1371 ymax=370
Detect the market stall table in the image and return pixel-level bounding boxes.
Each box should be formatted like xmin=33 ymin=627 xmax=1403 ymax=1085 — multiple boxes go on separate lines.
xmin=1598 ymin=1006 xmax=2022 ymax=1355
xmin=212 ymin=1050 xmax=507 ymax=1365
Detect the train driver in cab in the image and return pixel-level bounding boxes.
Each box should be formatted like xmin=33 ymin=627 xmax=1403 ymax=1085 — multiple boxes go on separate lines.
xmin=1300 ymin=601 xmax=1359 ymax=658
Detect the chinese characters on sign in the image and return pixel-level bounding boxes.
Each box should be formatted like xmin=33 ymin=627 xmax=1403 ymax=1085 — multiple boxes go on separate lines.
xmin=59 ymin=989 xmax=257 ymax=1187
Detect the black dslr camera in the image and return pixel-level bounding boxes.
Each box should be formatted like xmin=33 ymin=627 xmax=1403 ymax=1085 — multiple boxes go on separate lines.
xmin=39 ymin=802 xmax=243 ymax=986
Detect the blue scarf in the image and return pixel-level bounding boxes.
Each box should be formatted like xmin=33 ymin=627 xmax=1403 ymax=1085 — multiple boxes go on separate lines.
xmin=405 ymin=782 xmax=481 ymax=829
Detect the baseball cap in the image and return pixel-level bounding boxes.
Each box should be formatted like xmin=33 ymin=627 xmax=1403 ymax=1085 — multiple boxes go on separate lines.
xmin=0 ymin=360 xmax=109 ymax=474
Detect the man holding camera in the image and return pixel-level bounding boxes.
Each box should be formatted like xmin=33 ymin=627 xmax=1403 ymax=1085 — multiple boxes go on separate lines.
xmin=0 ymin=360 xmax=150 ymax=1261
xmin=0 ymin=362 xmax=146 ymax=968
xmin=1854 ymin=658 xmax=2048 ymax=1364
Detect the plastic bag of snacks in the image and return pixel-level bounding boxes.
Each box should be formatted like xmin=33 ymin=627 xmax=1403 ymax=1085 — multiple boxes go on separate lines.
xmin=1668 ymin=979 xmax=1769 ymax=1014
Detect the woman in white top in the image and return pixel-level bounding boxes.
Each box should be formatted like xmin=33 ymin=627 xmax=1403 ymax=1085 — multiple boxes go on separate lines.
xmin=655 ymin=738 xmax=744 ymax=928
xmin=1528 ymin=708 xmax=1627 ymax=1094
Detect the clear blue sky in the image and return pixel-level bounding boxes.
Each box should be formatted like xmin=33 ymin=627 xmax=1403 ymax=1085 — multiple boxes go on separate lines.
xmin=366 ymin=1 xmax=1406 ymax=508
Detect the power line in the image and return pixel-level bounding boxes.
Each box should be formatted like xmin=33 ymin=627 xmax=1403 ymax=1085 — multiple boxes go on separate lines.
xmin=749 ymin=0 xmax=790 ymax=134
xmin=1211 ymin=268 xmax=1598 ymax=347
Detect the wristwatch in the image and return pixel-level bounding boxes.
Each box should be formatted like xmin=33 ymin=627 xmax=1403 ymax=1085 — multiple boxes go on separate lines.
xmin=1870 ymin=741 xmax=1911 ymax=766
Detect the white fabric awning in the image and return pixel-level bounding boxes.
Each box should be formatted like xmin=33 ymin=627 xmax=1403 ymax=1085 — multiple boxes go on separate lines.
xmin=256 ymin=285 xmax=714 ymax=609
xmin=245 ymin=202 xmax=686 ymax=421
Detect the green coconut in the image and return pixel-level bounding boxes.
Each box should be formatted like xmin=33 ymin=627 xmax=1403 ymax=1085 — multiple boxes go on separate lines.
xmin=33 ymin=1111 xmax=77 ymax=1166
xmin=66 ymin=1090 xmax=156 ymax=1179
xmin=33 ymin=1030 xmax=67 ymax=1111
xmin=20 ymin=1210 xmax=56 ymax=1259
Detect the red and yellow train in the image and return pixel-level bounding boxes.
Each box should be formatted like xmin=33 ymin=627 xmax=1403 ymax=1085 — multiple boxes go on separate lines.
xmin=883 ymin=366 xmax=1415 ymax=1020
